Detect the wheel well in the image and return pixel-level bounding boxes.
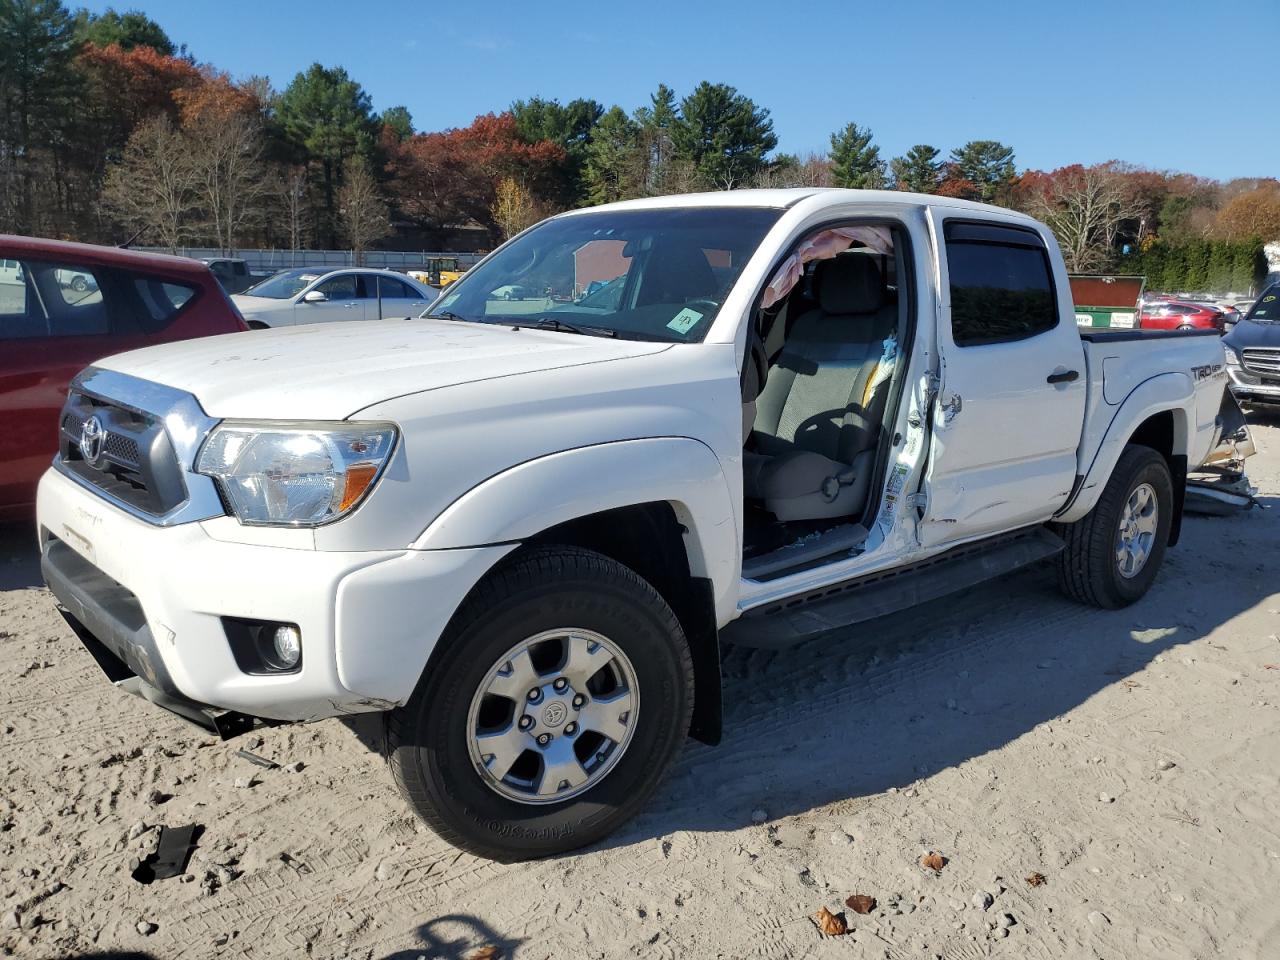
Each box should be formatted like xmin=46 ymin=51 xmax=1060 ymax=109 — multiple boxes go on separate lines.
xmin=1128 ymin=410 xmax=1174 ymax=460
xmin=1126 ymin=410 xmax=1187 ymax=547
xmin=525 ymin=502 xmax=722 ymax=745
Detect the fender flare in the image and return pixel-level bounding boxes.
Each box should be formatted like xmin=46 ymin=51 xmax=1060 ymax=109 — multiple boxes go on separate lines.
xmin=413 ymin=437 xmax=740 ymax=624
xmin=1057 ymin=372 xmax=1192 ymax=523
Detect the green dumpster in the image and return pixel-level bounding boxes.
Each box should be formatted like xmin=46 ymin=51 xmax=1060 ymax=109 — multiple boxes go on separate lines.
xmin=1069 ymin=275 xmax=1145 ymax=329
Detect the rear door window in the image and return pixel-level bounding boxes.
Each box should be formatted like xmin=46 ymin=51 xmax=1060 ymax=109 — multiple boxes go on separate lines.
xmin=317 ymin=274 xmax=358 ymax=300
xmin=378 ymin=276 xmax=417 ymax=299
xmin=943 ymin=223 xmax=1058 ymax=346
xmin=0 ymin=258 xmax=200 ymax=339
xmin=0 ymin=261 xmax=108 ymax=339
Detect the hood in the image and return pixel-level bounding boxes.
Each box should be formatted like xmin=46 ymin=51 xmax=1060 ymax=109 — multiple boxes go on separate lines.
xmin=229 ymin=294 xmax=285 ymax=312
xmin=1224 ymin=318 xmax=1280 ymax=350
xmin=94 ymin=317 xmax=670 ymax=419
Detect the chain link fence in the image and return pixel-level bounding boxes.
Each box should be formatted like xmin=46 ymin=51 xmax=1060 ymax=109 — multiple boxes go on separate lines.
xmin=138 ymin=248 xmax=484 ymax=273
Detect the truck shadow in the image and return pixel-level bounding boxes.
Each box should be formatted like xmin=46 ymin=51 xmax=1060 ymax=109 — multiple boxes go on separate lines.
xmin=599 ymin=499 xmax=1276 ymax=848
xmin=0 ymin=521 xmax=41 ymax=590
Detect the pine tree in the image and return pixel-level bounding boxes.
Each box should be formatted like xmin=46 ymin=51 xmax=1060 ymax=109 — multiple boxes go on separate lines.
xmin=584 ymin=106 xmax=641 ymax=204
xmin=829 ymin=122 xmax=886 ymax=189
xmin=671 ymin=82 xmax=776 ymax=190
xmin=889 ymin=144 xmax=942 ymax=193
xmin=949 ymin=140 xmax=1016 ymax=203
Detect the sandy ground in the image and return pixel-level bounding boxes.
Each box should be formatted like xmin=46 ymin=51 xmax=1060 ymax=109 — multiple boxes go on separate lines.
xmin=2 ymin=423 xmax=1280 ymax=960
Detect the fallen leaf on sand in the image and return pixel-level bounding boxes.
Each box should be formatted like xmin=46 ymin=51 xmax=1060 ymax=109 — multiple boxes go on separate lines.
xmin=845 ymin=894 xmax=877 ymax=914
xmin=466 ymin=948 xmax=500 ymax=960
xmin=1025 ymin=872 xmax=1047 ymax=887
xmin=814 ymin=906 xmax=848 ymax=936
xmin=1263 ymin=664 xmax=1279 ymax=670
xmin=920 ymin=851 xmax=947 ymax=873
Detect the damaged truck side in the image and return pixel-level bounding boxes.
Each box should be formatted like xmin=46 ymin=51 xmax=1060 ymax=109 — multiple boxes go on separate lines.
xmin=36 ymin=189 xmax=1253 ymax=861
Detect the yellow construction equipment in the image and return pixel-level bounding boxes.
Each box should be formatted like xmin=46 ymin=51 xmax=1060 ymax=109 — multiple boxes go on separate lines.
xmin=408 ymin=257 xmax=466 ymax=288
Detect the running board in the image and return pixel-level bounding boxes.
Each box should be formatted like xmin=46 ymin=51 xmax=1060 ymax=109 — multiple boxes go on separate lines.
xmin=722 ymin=528 xmax=1065 ymax=649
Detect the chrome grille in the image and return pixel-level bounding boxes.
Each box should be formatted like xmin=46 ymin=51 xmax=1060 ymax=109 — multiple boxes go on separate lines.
xmin=58 ymin=391 xmax=186 ymax=516
xmin=61 ymin=411 xmax=141 ymax=467
xmin=1242 ymin=348 xmax=1280 ymax=379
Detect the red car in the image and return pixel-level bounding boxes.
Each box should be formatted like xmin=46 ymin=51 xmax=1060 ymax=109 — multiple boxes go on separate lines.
xmin=1139 ymin=299 xmax=1226 ymax=333
xmin=0 ymin=236 xmax=247 ymax=520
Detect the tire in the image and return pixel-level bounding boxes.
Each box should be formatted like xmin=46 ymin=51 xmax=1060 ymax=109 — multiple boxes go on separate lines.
xmin=386 ymin=546 xmax=695 ymax=861
xmin=71 ymin=276 xmax=87 ymax=292
xmin=246 ymin=320 xmax=269 ymax=330
xmin=1055 ymin=445 xmax=1173 ymax=609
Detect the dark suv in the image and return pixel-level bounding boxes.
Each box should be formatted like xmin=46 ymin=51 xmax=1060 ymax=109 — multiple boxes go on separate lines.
xmin=1223 ymin=283 xmax=1280 ymax=407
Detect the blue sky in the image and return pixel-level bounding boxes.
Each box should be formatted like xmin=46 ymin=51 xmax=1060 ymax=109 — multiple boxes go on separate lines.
xmin=83 ymin=0 xmax=1276 ymax=181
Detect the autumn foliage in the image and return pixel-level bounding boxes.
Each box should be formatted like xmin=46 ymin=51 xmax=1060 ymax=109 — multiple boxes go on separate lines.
xmin=386 ymin=113 xmax=565 ymax=238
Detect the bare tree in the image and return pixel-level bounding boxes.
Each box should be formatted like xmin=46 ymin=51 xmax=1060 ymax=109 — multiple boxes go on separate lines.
xmin=336 ymin=159 xmax=390 ymax=265
xmin=491 ymin=177 xmax=539 ymax=240
xmin=280 ymin=166 xmax=311 ymax=256
xmin=187 ymin=113 xmax=270 ymax=254
xmin=101 ymin=116 xmax=197 ymax=253
xmin=1029 ymin=167 xmax=1146 ymax=273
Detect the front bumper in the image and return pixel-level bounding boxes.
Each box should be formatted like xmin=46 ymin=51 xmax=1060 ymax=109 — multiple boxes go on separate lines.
xmin=1227 ymin=366 xmax=1280 ymax=405
xmin=37 ymin=467 xmax=512 ymax=726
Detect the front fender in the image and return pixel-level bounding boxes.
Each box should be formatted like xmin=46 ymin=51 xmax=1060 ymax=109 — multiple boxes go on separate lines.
xmin=1057 ymin=372 xmax=1191 ymax=523
xmin=413 ymin=437 xmax=741 ymax=624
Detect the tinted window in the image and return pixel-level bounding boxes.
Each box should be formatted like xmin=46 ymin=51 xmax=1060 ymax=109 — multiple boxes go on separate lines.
xmin=0 ymin=261 xmax=108 ymax=339
xmin=378 ymin=276 xmax=416 ymax=299
xmin=317 ymin=274 xmax=358 ymax=299
xmin=131 ymin=277 xmax=196 ymax=328
xmin=945 ymin=227 xmax=1057 ymax=346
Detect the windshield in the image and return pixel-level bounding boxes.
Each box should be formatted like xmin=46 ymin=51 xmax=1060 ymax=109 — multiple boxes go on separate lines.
xmin=429 ymin=207 xmax=782 ymax=342
xmin=243 ymin=268 xmax=322 ymax=299
xmin=1247 ymin=287 xmax=1279 ymax=322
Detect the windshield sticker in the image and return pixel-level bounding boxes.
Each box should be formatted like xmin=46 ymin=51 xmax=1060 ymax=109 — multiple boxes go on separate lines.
xmin=666 ymin=307 xmax=703 ymax=335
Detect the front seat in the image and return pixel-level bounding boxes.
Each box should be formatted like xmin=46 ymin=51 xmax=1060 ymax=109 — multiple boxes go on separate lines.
xmin=635 ymin=241 xmax=719 ymax=307
xmin=744 ymin=253 xmax=897 ymax=522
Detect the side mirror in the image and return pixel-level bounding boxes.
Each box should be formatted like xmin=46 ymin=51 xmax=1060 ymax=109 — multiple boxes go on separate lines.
xmin=302 ymin=290 xmax=327 ymax=304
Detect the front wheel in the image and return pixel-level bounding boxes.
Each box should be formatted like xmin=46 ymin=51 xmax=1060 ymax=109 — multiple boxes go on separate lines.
xmin=386 ymin=546 xmax=694 ymax=861
xmin=1055 ymin=445 xmax=1173 ymax=608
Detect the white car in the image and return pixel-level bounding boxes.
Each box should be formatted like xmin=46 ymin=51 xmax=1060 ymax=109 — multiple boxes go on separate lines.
xmin=37 ymin=188 xmax=1248 ymax=862
xmin=232 ymin=268 xmax=434 ymax=328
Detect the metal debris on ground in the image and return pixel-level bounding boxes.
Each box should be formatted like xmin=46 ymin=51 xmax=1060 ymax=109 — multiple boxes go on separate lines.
xmin=234 ymin=748 xmax=280 ymax=770
xmin=132 ymin=823 xmax=202 ymax=884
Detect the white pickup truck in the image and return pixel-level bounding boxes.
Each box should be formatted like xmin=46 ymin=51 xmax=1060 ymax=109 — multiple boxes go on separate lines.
xmin=37 ymin=189 xmax=1246 ymax=861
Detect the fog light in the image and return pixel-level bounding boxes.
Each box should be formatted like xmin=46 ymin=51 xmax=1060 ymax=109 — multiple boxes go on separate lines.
xmin=272 ymin=625 xmax=302 ymax=669
xmin=222 ymin=617 xmax=303 ymax=675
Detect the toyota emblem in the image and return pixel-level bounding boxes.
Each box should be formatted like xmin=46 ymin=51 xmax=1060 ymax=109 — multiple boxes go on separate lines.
xmin=79 ymin=415 xmax=105 ymax=465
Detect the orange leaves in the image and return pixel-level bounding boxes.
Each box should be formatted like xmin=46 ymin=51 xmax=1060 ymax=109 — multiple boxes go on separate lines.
xmin=814 ymin=906 xmax=848 ymax=936
xmin=920 ymin=851 xmax=947 ymax=873
xmin=1025 ymin=872 xmax=1047 ymax=887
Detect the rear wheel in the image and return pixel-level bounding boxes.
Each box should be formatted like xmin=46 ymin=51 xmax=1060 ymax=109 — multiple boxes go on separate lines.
xmin=1055 ymin=445 xmax=1173 ymax=608
xmin=386 ymin=546 xmax=694 ymax=861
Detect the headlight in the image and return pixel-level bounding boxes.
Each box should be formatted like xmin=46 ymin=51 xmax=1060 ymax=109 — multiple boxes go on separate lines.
xmin=1224 ymin=344 xmax=1241 ymax=366
xmin=196 ymin=421 xmax=397 ymax=526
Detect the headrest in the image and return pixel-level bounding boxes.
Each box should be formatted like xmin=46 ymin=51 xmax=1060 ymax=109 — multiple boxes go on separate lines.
xmin=814 ymin=254 xmax=884 ymax=315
